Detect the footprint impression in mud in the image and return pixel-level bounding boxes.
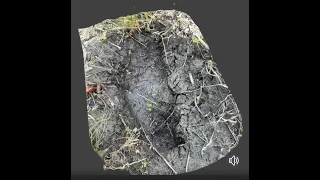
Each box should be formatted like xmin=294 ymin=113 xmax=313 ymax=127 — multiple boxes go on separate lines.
xmin=79 ymin=10 xmax=243 ymax=175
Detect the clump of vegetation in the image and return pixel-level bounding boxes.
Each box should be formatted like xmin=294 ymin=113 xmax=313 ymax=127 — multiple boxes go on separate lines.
xmin=111 ymin=12 xmax=153 ymax=37
xmin=139 ymin=12 xmax=152 ymax=21
xmin=123 ymin=127 xmax=141 ymax=149
xmin=207 ymin=60 xmax=213 ymax=69
xmin=94 ymin=12 xmax=153 ymax=44
xmin=88 ymin=112 xmax=111 ymax=153
xmin=191 ymin=35 xmax=209 ymax=50
xmin=141 ymin=160 xmax=148 ymax=168
xmin=99 ymin=31 xmax=108 ymax=43
xmin=146 ymin=103 xmax=152 ymax=112
xmin=192 ymin=36 xmax=201 ymax=45
xmin=98 ymin=114 xmax=149 ymax=172
xmin=79 ymin=29 xmax=84 ymax=36
xmin=114 ymin=14 xmax=140 ymax=29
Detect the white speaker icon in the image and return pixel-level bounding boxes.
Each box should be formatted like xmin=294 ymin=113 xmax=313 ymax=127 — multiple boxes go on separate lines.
xmin=229 ymin=155 xmax=239 ymax=166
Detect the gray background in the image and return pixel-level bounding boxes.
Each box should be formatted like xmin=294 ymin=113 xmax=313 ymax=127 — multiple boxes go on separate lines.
xmin=71 ymin=0 xmax=249 ymax=175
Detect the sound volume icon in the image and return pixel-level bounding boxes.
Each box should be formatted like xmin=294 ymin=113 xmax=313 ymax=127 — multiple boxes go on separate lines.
xmin=229 ymin=155 xmax=239 ymax=166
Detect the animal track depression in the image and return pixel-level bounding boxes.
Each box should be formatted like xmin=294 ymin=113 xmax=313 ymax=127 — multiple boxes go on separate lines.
xmin=80 ymin=10 xmax=243 ymax=175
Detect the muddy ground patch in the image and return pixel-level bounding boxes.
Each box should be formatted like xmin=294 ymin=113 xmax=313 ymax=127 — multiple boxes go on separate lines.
xmin=79 ymin=10 xmax=243 ymax=175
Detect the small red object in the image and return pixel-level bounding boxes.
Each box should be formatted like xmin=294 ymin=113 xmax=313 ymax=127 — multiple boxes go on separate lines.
xmin=86 ymin=87 xmax=97 ymax=93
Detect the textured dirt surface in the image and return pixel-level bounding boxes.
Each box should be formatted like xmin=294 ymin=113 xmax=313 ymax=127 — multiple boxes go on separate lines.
xmin=79 ymin=10 xmax=243 ymax=175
